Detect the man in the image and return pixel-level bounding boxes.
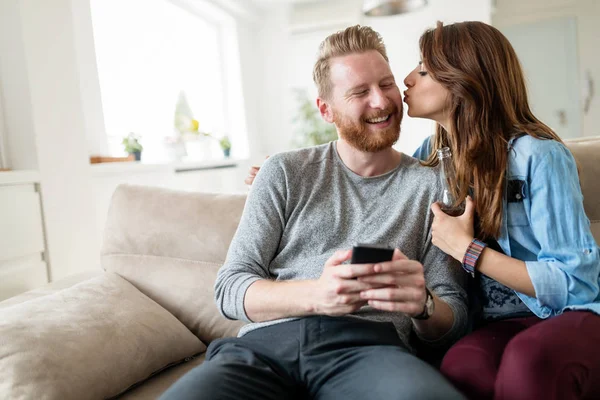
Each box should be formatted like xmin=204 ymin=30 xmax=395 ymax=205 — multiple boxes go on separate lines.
xmin=161 ymin=25 xmax=467 ymax=400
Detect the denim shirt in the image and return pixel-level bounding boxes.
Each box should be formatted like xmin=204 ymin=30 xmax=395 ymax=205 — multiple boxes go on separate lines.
xmin=413 ymin=135 xmax=600 ymax=318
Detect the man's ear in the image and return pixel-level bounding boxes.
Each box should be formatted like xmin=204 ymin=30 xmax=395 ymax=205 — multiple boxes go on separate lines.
xmin=316 ymin=97 xmax=334 ymax=123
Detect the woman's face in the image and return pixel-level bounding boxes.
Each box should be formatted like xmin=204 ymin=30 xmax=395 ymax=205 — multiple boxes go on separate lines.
xmin=403 ymin=61 xmax=451 ymax=127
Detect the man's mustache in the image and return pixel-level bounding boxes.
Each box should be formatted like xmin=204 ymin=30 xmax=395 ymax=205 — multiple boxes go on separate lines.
xmin=362 ymin=105 xmax=398 ymax=121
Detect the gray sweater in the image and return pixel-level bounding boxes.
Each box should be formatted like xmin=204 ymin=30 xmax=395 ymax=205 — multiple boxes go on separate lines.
xmin=215 ymin=142 xmax=468 ymax=350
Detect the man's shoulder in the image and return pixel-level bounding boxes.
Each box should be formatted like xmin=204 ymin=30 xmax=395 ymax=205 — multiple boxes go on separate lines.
xmin=399 ymin=153 xmax=441 ymax=185
xmin=393 ymin=154 xmax=443 ymax=203
xmin=268 ymin=142 xmax=333 ymax=171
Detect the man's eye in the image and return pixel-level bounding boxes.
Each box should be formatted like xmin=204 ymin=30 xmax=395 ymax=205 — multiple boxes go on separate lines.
xmin=381 ymin=82 xmax=395 ymax=88
xmin=355 ymin=90 xmax=368 ymax=96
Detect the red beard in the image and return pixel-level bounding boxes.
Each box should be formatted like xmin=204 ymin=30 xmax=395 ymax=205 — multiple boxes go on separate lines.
xmin=333 ymin=104 xmax=401 ymax=153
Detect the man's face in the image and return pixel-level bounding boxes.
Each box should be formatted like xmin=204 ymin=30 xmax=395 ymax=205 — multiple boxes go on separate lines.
xmin=323 ymin=50 xmax=403 ymax=153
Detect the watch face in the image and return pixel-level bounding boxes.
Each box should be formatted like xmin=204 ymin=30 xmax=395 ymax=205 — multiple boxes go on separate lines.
xmin=413 ymin=289 xmax=434 ymax=320
xmin=426 ymin=295 xmax=435 ymax=315
xmin=423 ymin=288 xmax=434 ymax=317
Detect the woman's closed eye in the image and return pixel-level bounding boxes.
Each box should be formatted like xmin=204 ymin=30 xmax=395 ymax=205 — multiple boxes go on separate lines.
xmin=418 ymin=61 xmax=428 ymax=76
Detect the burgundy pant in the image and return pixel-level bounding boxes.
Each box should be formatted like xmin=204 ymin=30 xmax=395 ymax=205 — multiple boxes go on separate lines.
xmin=440 ymin=311 xmax=600 ymax=400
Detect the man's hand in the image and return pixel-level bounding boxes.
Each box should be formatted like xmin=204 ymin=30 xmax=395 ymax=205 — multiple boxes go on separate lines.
xmin=310 ymin=249 xmax=383 ymax=316
xmin=431 ymin=196 xmax=475 ymax=261
xmin=358 ymin=249 xmax=428 ymax=317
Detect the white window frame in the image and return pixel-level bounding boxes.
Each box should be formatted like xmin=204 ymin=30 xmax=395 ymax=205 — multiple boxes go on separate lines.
xmin=91 ymin=0 xmax=249 ymax=161
xmin=168 ymin=0 xmax=249 ymax=159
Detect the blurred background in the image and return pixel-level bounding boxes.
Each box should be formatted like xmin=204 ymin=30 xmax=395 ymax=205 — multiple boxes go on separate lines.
xmin=0 ymin=0 xmax=598 ymax=295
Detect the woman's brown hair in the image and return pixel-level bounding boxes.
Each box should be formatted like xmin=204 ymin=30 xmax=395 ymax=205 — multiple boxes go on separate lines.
xmin=419 ymin=21 xmax=563 ymax=240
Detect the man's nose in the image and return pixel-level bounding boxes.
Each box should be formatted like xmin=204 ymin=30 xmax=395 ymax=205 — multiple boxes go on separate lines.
xmin=369 ymin=88 xmax=390 ymax=109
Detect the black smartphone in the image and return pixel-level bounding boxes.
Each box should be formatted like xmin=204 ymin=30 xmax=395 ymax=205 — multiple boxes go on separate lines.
xmin=350 ymin=244 xmax=394 ymax=264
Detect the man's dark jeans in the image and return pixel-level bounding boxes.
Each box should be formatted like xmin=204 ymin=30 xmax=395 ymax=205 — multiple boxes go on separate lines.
xmin=160 ymin=316 xmax=465 ymax=400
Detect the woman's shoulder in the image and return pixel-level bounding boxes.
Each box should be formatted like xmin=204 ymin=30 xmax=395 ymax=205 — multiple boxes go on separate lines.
xmin=511 ymin=135 xmax=571 ymax=161
xmin=510 ymin=135 xmax=575 ymax=174
xmin=511 ymin=134 xmax=566 ymax=153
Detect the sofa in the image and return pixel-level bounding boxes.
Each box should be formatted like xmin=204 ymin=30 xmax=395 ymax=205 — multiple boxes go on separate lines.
xmin=1 ymin=137 xmax=599 ymax=399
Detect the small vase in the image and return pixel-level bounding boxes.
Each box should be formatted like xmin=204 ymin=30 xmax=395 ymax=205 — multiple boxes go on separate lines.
xmin=132 ymin=151 xmax=141 ymax=161
xmin=222 ymin=148 xmax=231 ymax=158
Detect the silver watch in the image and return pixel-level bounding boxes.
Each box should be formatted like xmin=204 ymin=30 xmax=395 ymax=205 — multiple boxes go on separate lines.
xmin=412 ymin=287 xmax=435 ymax=320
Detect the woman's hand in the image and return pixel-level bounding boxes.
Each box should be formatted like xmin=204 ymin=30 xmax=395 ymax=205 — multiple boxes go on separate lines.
xmin=244 ymin=156 xmax=269 ymax=186
xmin=244 ymin=165 xmax=261 ymax=186
xmin=431 ymin=196 xmax=476 ymax=261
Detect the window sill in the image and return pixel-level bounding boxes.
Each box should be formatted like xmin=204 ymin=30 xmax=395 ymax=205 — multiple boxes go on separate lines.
xmin=90 ymin=158 xmax=244 ymax=177
xmin=0 ymin=170 xmax=41 ymax=186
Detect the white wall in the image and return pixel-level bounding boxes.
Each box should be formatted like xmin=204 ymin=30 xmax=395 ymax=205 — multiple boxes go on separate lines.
xmin=0 ymin=0 xmax=38 ymax=170
xmin=253 ymin=5 xmax=296 ymax=158
xmin=71 ymin=0 xmax=110 ymax=156
xmin=0 ymin=79 xmax=8 ymax=169
xmin=1 ymin=0 xmax=101 ymax=280
xmin=493 ymin=0 xmax=600 ymax=137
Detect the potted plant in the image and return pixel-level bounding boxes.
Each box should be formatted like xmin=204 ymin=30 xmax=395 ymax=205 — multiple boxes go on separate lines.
xmin=292 ymin=88 xmax=338 ymax=147
xmin=122 ymin=132 xmax=143 ymax=161
xmin=219 ymin=136 xmax=232 ymax=158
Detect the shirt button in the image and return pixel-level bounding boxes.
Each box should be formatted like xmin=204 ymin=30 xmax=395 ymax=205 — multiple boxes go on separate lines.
xmin=515 ymin=194 xmax=522 ymax=200
xmin=584 ymin=249 xmax=591 ymax=255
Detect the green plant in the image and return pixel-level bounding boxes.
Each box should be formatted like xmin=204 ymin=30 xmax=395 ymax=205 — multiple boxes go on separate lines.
xmin=292 ymin=88 xmax=338 ymax=147
xmin=122 ymin=132 xmax=143 ymax=154
xmin=218 ymin=136 xmax=231 ymax=151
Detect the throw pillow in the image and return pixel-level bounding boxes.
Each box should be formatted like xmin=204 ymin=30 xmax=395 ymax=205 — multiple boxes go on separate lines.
xmin=0 ymin=272 xmax=206 ymax=399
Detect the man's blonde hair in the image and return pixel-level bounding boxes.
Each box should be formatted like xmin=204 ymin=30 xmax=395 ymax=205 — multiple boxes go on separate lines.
xmin=313 ymin=25 xmax=389 ymax=100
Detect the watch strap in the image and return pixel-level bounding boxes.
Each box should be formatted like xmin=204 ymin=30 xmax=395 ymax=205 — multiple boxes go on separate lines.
xmin=412 ymin=287 xmax=433 ymax=320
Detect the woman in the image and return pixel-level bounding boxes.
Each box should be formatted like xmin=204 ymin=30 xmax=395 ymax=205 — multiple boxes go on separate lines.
xmin=404 ymin=21 xmax=600 ymax=400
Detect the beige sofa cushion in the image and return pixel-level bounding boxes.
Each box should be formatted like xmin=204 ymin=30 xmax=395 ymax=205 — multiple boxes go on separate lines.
xmin=0 ymin=270 xmax=103 ymax=310
xmin=565 ymin=137 xmax=600 ymax=243
xmin=101 ymin=184 xmax=246 ymax=344
xmin=0 ymin=272 xmax=205 ymax=400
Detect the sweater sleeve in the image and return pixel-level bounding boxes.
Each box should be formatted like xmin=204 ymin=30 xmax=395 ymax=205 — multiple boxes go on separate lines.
xmin=416 ymin=230 xmax=469 ymax=349
xmin=214 ymin=155 xmax=288 ymax=321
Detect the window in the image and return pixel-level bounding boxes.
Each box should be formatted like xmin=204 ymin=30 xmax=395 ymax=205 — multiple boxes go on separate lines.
xmin=90 ymin=0 xmax=246 ymax=162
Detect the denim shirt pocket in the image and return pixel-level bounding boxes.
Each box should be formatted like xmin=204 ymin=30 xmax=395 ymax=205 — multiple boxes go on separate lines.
xmin=506 ymin=178 xmax=529 ymax=227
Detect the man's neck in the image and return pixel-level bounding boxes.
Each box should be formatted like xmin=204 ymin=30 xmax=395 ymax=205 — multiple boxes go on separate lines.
xmin=336 ymin=139 xmax=402 ymax=177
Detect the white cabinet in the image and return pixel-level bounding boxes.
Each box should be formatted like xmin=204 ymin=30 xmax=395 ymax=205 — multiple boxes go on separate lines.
xmin=0 ymin=171 xmax=48 ymax=301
